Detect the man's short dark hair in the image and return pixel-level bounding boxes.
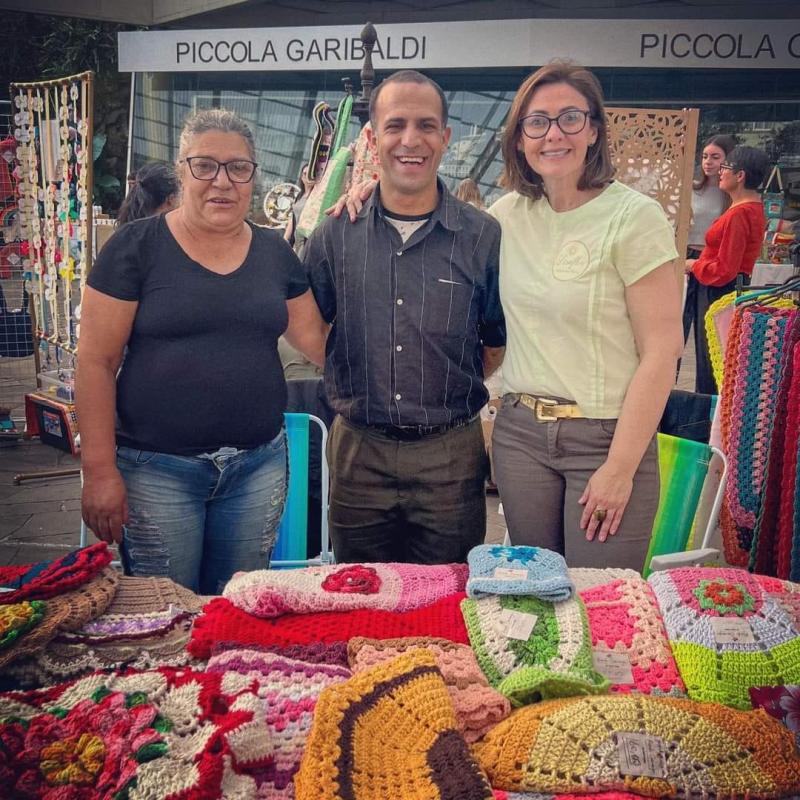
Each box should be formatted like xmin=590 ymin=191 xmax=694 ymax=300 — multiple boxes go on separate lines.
xmin=368 ymin=70 xmax=449 ymax=128
xmin=727 ymin=145 xmax=770 ymax=190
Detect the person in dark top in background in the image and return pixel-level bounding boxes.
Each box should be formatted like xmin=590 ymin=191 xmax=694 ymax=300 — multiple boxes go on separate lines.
xmin=304 ymin=70 xmax=505 ymax=565
xmin=116 ymin=162 xmax=179 ymax=226
xmin=76 ymin=109 xmax=328 ymax=593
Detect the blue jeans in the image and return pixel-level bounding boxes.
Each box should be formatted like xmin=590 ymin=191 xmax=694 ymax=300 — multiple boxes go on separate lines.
xmin=116 ymin=431 xmax=287 ymax=594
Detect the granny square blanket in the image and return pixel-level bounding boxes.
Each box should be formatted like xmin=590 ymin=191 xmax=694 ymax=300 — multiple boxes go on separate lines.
xmin=579 ymin=577 xmax=686 ymax=696
xmin=461 ymin=594 xmax=608 ymax=706
xmin=648 ymin=567 xmax=800 ymax=709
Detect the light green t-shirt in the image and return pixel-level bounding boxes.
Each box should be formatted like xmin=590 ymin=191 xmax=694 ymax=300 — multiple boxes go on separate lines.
xmin=489 ymin=181 xmax=678 ymax=418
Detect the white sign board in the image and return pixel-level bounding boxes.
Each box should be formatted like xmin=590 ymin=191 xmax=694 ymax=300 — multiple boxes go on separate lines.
xmin=118 ymin=19 xmax=800 ymax=73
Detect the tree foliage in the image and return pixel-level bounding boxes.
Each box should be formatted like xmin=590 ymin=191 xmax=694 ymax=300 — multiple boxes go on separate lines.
xmin=0 ymin=14 xmax=138 ymax=211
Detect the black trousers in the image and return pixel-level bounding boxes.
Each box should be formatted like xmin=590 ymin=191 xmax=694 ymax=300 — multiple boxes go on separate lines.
xmin=682 ymin=272 xmax=737 ymax=395
xmin=327 ymin=415 xmax=488 ymax=564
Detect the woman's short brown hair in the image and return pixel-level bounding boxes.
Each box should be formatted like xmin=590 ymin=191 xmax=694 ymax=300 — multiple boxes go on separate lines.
xmin=501 ymin=60 xmax=614 ymax=200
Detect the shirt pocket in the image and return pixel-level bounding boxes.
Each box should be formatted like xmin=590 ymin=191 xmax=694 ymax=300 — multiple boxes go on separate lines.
xmin=421 ymin=277 xmax=476 ymax=338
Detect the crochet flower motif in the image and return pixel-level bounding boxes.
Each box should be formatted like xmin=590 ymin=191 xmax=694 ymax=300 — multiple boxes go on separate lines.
xmin=0 ymin=690 xmax=165 ymax=798
xmin=780 ymin=686 xmax=800 ymax=733
xmin=0 ymin=600 xmax=45 ymax=648
xmin=489 ymin=545 xmax=540 ymax=564
xmin=694 ymin=579 xmax=755 ymax=616
xmin=322 ymin=565 xmax=381 ymax=594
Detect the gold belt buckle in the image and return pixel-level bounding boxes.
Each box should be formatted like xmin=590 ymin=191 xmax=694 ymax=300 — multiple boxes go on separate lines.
xmin=534 ymin=397 xmax=559 ymax=422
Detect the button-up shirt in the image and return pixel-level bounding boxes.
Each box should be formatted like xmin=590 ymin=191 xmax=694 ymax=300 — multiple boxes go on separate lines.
xmin=304 ymin=181 xmax=504 ymax=427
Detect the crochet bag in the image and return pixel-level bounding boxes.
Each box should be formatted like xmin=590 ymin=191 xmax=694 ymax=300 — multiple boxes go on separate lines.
xmin=223 ymin=561 xmax=468 ymax=618
xmin=579 ymin=577 xmax=686 ymax=696
xmin=294 ymin=649 xmax=494 ymax=800
xmin=461 ymin=594 xmax=609 ymax=706
xmin=648 ymin=567 xmax=800 ymax=709
xmin=475 ymin=694 xmax=800 ymax=798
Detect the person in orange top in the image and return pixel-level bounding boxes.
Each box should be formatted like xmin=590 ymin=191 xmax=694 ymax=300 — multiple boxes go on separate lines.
xmin=685 ymin=145 xmax=768 ymax=393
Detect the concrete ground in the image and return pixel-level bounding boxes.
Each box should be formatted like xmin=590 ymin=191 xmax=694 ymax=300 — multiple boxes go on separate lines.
xmin=0 ymin=341 xmax=696 ymax=568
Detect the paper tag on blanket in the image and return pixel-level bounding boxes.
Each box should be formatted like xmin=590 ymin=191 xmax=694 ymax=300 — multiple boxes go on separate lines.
xmin=501 ymin=609 xmax=538 ymax=640
xmin=710 ymin=616 xmax=755 ymax=644
xmin=593 ymin=649 xmax=634 ymax=684
xmin=617 ymin=733 xmax=667 ymax=778
xmin=493 ymin=567 xmax=529 ymax=581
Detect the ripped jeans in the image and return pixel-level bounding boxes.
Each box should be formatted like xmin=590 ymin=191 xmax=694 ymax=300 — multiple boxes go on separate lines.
xmin=116 ymin=430 xmax=287 ymax=594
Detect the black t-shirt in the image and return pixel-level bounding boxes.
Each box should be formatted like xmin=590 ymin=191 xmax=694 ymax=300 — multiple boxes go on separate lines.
xmin=87 ymin=215 xmax=308 ymax=455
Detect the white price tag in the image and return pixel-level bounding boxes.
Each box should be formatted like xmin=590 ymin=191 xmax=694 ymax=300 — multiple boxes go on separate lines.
xmin=593 ymin=649 xmax=634 ymax=684
xmin=501 ymin=609 xmax=538 ymax=641
xmin=617 ymin=733 xmax=667 ymax=778
xmin=493 ymin=567 xmax=529 ymax=581
xmin=710 ymin=616 xmax=755 ymax=644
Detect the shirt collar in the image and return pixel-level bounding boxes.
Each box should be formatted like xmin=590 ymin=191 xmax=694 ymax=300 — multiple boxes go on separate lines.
xmin=361 ymin=177 xmax=462 ymax=232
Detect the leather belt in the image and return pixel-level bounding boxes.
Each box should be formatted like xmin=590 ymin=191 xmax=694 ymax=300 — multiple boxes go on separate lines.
xmin=505 ymin=393 xmax=584 ymax=422
xmin=365 ymin=415 xmax=477 ymax=441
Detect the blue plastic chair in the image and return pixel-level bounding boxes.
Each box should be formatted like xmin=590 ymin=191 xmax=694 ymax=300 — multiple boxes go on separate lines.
xmin=270 ymin=412 xmax=334 ymax=568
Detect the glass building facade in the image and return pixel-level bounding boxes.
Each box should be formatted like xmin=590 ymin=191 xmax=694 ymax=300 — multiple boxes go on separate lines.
xmin=130 ymin=66 xmax=800 ymax=213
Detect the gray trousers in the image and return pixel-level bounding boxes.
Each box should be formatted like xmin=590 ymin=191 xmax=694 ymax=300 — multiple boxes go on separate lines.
xmin=327 ymin=415 xmax=489 ymax=564
xmin=492 ymin=398 xmax=659 ymax=571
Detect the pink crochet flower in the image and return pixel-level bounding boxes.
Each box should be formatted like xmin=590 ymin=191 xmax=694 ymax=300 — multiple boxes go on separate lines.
xmin=321 ymin=565 xmax=381 ymax=594
xmin=0 ymin=691 xmax=163 ymax=799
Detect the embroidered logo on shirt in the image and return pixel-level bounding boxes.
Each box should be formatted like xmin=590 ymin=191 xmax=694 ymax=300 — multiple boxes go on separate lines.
xmin=552 ymin=240 xmax=590 ymax=280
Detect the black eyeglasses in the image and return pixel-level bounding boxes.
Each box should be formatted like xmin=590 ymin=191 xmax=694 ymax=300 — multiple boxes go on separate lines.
xmin=182 ymin=157 xmax=258 ymax=183
xmin=718 ymin=162 xmax=740 ymax=173
xmin=519 ymin=109 xmax=591 ymax=140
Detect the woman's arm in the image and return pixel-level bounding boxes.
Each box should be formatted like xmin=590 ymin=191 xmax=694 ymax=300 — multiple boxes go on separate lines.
xmin=580 ymin=261 xmax=683 ymax=542
xmin=75 ymin=286 xmax=138 ymax=543
xmin=284 ymin=289 xmax=330 ymax=367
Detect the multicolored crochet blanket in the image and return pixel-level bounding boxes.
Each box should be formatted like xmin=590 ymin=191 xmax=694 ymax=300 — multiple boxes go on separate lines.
xmin=461 ymin=594 xmax=608 ymax=706
xmin=347 ymin=636 xmax=511 ymax=742
xmin=649 ymin=567 xmax=800 ymax=709
xmin=466 ymin=545 xmax=573 ymax=602
xmin=206 ymin=648 xmax=352 ymax=797
xmin=223 ymin=562 xmax=467 ymax=618
xmin=189 ymin=594 xmax=470 ymax=660
xmin=295 ymin=649 xmax=494 ymax=800
xmin=579 ymin=577 xmax=685 ymax=696
xmin=0 ymin=543 xmax=111 ymax=604
xmin=475 ymin=694 xmax=800 ymax=798
xmin=0 ymin=667 xmax=275 ymax=799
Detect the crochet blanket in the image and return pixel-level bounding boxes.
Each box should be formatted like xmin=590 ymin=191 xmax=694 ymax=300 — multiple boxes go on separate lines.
xmin=0 ymin=667 xmax=275 ymax=799
xmin=224 ymin=562 xmax=467 ymax=618
xmin=0 ymin=543 xmax=111 ymax=604
xmin=648 ymin=567 xmax=800 ymax=709
xmin=579 ymin=577 xmax=686 ymax=696
xmin=461 ymin=594 xmax=608 ymax=707
xmin=347 ymin=636 xmax=511 ymax=742
xmin=467 ymin=545 xmax=573 ymax=602
xmin=294 ymin=649 xmax=494 ymax=800
xmin=207 ymin=648 xmax=352 ymax=797
xmin=189 ymin=594 xmax=470 ymax=660
xmin=0 ymin=567 xmax=119 ymax=671
xmin=475 ymin=694 xmax=800 ymax=798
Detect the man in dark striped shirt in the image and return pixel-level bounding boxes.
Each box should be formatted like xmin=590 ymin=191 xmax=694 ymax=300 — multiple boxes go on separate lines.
xmin=305 ymin=70 xmax=505 ymax=564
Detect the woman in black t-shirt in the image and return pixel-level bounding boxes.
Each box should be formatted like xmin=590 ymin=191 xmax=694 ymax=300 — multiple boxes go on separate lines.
xmin=76 ymin=109 xmax=328 ymax=593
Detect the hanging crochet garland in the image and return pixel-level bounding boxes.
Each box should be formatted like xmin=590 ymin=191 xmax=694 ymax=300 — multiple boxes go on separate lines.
xmin=10 ymin=71 xmax=94 ymax=368
xmin=719 ymin=302 xmax=798 ymax=566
